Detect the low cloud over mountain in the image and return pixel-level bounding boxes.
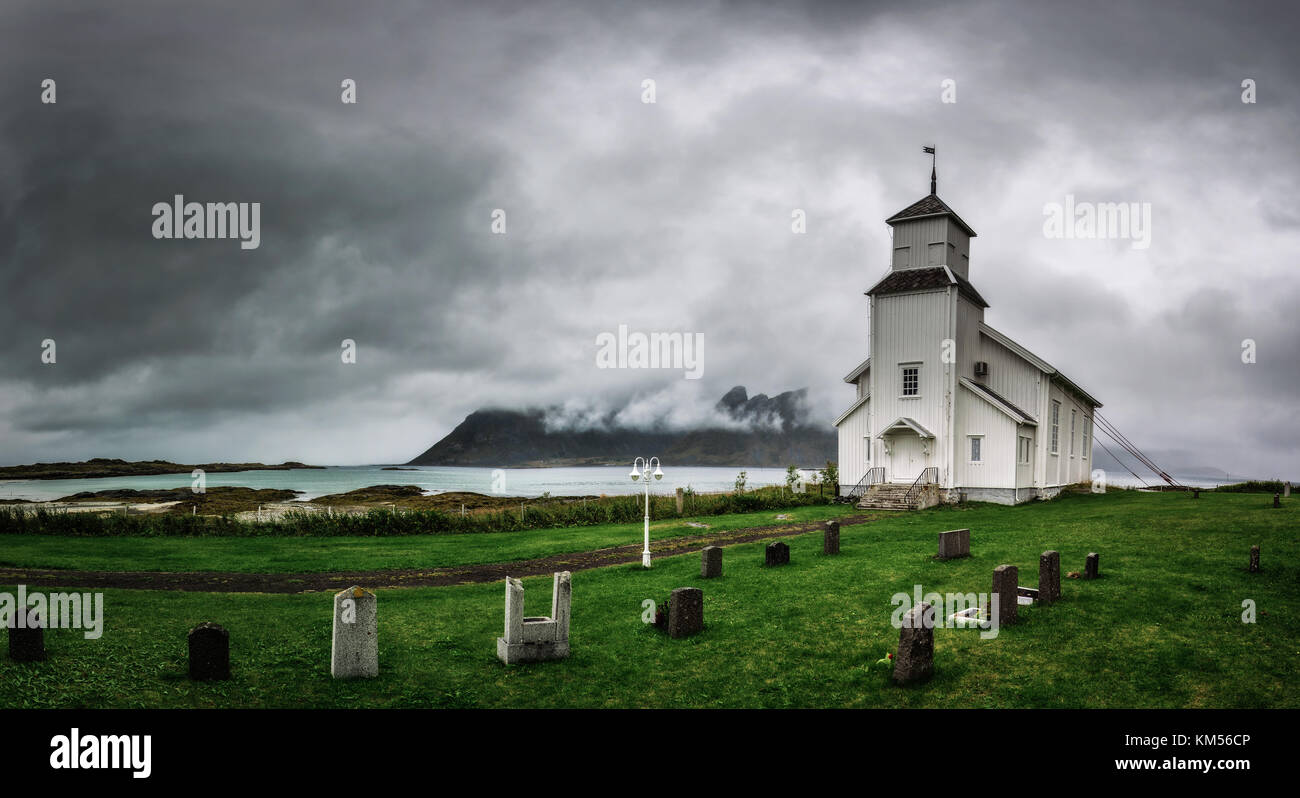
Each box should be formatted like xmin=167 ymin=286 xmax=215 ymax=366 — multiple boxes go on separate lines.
xmin=408 ymin=386 xmax=834 ymax=467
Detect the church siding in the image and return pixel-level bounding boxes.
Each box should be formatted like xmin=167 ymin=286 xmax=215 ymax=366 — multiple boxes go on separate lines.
xmin=870 ymin=289 xmax=953 ymax=484
xmin=1042 ymin=379 xmax=1093 ymax=487
xmin=977 ymin=334 xmax=1043 ymax=421
xmin=836 ymin=398 xmax=871 ymax=488
xmin=953 ymin=387 xmax=1017 ymax=489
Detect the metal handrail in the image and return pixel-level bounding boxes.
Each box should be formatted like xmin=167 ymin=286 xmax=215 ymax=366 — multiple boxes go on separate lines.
xmin=846 ymin=467 xmax=885 ymax=501
xmin=904 ymin=467 xmax=938 ymax=504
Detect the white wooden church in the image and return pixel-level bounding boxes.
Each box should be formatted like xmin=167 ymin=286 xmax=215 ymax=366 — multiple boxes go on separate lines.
xmin=836 ymin=171 xmax=1101 ymax=507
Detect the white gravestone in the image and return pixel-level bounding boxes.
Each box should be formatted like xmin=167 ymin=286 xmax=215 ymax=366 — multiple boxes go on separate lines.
xmin=497 ymin=572 xmax=571 ymax=664
xmin=331 ymin=586 xmax=378 ymax=678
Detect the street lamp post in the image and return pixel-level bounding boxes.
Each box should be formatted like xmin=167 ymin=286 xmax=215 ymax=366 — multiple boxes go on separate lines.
xmin=630 ymin=456 xmax=663 ymax=568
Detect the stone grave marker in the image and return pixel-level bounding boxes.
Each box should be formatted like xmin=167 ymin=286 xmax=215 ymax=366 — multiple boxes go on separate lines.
xmin=823 ymin=520 xmax=841 ymax=555
xmin=992 ymin=565 xmax=1018 ymax=625
xmin=765 ymin=541 xmax=790 ymax=566
xmin=188 ymin=622 xmax=231 ymax=680
xmin=893 ymin=603 xmax=934 ymax=685
xmin=497 ymin=571 xmax=571 ymax=664
xmin=700 ymin=545 xmax=722 ymax=578
xmin=937 ymin=528 xmax=970 ymax=560
xmin=1039 ymin=550 xmax=1061 ymax=605
xmin=1249 ymin=545 xmax=1260 ymax=573
xmin=1085 ymin=552 xmax=1099 ymax=580
xmin=668 ymin=587 xmax=704 ymax=638
xmin=331 ymin=586 xmax=378 ymax=679
xmin=7 ymin=607 xmax=46 ymax=663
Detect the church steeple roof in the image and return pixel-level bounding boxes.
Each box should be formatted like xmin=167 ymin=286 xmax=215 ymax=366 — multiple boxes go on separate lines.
xmin=865 ymin=266 xmax=989 ymax=308
xmin=885 ymin=194 xmax=978 ymax=237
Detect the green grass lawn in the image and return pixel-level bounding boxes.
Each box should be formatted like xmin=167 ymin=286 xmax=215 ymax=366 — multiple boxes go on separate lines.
xmin=1 ymin=489 xmax=1296 ymax=708
xmin=0 ymin=504 xmax=861 ymax=573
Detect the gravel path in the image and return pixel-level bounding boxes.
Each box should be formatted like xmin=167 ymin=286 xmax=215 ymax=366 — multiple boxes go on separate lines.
xmin=0 ymin=514 xmax=876 ymax=594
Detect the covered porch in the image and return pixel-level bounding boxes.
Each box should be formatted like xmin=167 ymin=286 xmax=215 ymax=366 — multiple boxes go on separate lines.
xmin=877 ymin=416 xmax=937 ymax=485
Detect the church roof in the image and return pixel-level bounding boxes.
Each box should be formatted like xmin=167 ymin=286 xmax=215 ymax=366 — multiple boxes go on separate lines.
xmin=842 ymin=357 xmax=870 ymax=384
xmin=865 ymin=266 xmax=989 ymax=308
xmin=960 ymin=378 xmax=1037 ymax=425
xmin=878 ymin=417 xmax=934 ymax=438
xmin=979 ymin=322 xmax=1103 ymax=408
xmin=885 ymin=194 xmax=977 ymax=237
xmin=833 ymin=394 xmax=870 ymax=427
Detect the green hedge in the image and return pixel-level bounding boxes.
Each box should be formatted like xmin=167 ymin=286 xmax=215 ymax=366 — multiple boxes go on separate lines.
xmin=1214 ymin=480 xmax=1292 ymax=494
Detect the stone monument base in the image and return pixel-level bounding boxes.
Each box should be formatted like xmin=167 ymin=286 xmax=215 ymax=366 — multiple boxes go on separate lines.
xmin=497 ymin=637 xmax=570 ymax=664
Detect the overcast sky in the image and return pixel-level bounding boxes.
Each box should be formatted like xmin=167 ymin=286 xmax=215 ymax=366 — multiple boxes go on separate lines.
xmin=1 ymin=0 xmax=1296 ymax=478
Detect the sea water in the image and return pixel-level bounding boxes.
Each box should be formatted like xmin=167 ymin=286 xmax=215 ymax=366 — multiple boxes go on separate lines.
xmin=0 ymin=465 xmax=801 ymax=503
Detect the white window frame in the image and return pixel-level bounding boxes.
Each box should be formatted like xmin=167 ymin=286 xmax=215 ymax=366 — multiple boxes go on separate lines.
xmin=864 ymin=433 xmax=871 ymax=462
xmin=968 ymin=435 xmax=983 ymax=464
xmin=899 ymin=362 xmax=921 ymax=399
xmin=1082 ymin=419 xmax=1090 ymax=459
xmin=1070 ymin=409 xmax=1077 ymax=457
xmin=1018 ymin=435 xmax=1032 ymax=465
xmin=1050 ymin=401 xmax=1061 ymax=455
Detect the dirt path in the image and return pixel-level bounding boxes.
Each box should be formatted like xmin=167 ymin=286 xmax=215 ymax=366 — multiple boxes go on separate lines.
xmin=0 ymin=514 xmax=875 ymax=594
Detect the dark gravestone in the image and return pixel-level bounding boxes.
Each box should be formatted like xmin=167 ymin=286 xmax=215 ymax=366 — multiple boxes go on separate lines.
xmin=667 ymin=587 xmax=703 ymax=639
xmin=992 ymin=565 xmax=1018 ymax=626
xmin=1039 ymin=551 xmax=1061 ymax=605
xmin=1249 ymin=545 xmax=1260 ymax=574
xmin=1274 ymin=493 xmax=1281 ymax=508
xmin=1193 ymin=490 xmax=1200 ymax=499
xmin=892 ymin=603 xmax=934 ymax=685
xmin=7 ymin=608 xmax=46 ymax=663
xmin=1085 ymin=552 xmax=1099 ymax=580
xmin=823 ymin=521 xmax=841 ymax=555
xmin=765 ymin=541 xmax=790 ymax=567
xmin=188 ymin=622 xmax=231 ymax=680
xmin=700 ymin=546 xmax=722 ymax=579
xmin=937 ymin=528 xmax=970 ymax=560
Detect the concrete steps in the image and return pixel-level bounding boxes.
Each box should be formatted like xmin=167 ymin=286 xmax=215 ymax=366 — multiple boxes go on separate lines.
xmin=856 ymin=483 xmax=934 ymax=511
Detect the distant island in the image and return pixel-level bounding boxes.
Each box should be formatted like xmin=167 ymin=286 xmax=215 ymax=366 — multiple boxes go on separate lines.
xmin=0 ymin=458 xmax=324 ymax=481
xmin=407 ymin=386 xmax=836 ymax=468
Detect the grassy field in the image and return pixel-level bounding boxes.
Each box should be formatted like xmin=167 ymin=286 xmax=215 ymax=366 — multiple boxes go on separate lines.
xmin=1 ymin=489 xmax=1296 ymax=708
xmin=0 ymin=504 xmax=860 ymax=573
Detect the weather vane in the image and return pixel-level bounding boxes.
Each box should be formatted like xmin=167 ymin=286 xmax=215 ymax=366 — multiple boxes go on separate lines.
xmin=923 ymin=145 xmax=937 ymax=194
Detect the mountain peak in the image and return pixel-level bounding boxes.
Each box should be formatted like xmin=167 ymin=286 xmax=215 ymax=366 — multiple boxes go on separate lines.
xmin=716 ymin=386 xmax=749 ymax=413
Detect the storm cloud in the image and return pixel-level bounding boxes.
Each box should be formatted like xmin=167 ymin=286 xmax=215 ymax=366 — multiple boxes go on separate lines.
xmin=1 ymin=0 xmax=1296 ymax=479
